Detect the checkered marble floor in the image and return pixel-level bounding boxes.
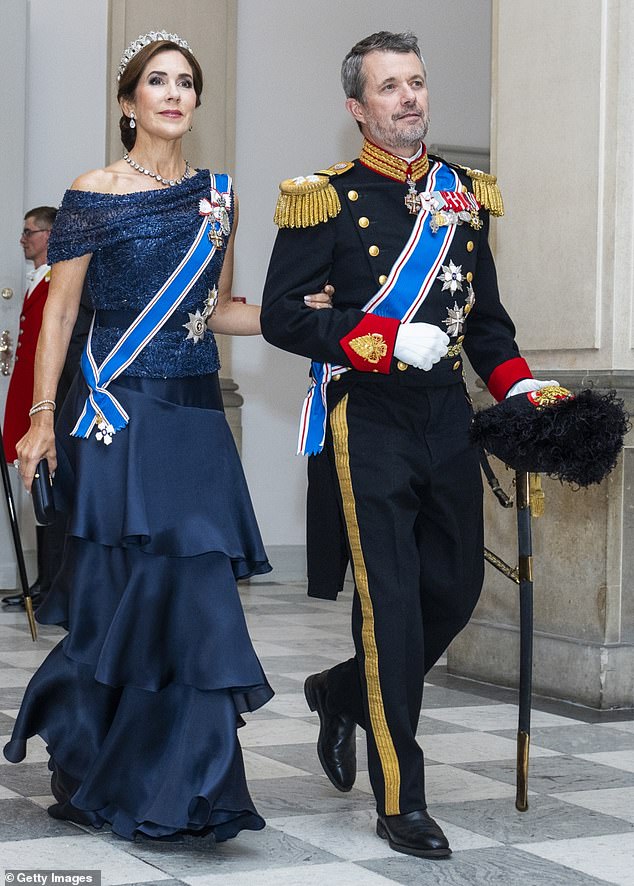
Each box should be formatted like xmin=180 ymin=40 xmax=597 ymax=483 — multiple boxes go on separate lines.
xmin=2 ymin=554 xmax=634 ymax=886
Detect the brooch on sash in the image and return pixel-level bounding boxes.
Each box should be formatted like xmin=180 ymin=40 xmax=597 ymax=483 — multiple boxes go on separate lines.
xmin=199 ymin=188 xmax=231 ymax=248
xmin=183 ymin=287 xmax=219 ymax=344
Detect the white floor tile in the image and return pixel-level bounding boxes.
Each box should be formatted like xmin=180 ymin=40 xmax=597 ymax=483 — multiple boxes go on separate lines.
xmin=264 ymin=692 xmax=317 ymax=718
xmin=242 ymin=749 xmax=310 ymax=779
xmin=278 ymin=671 xmax=308 ymax=684
xmin=422 ymin=703 xmax=578 ymax=731
xmin=425 ymin=763 xmax=517 ymax=802
xmin=0 ymin=668 xmax=36 ymax=688
xmin=0 ymin=650 xmax=52 ymax=668
xmin=268 ymin=809 xmax=393 ymax=860
xmin=262 ymin=612 xmax=349 ymax=627
xmin=516 ymin=831 xmax=634 ymax=886
xmin=0 ymin=835 xmax=173 ymax=884
xmin=239 ymin=717 xmax=319 ymax=747
xmin=435 ymin=818 xmax=503 ymax=852
xmin=249 ymin=641 xmax=304 ymax=657
xmin=420 ymin=731 xmax=559 ymax=763
xmin=27 ymin=794 xmax=52 ymax=809
xmin=0 ymin=625 xmax=28 ymax=637
xmin=553 ymin=786 xmax=634 ymax=823
xmin=248 ymin=624 xmax=338 ymax=642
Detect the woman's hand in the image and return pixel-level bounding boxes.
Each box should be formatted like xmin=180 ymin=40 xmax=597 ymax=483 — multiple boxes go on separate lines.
xmin=15 ymin=415 xmax=57 ymax=493
xmin=304 ymin=283 xmax=334 ymax=310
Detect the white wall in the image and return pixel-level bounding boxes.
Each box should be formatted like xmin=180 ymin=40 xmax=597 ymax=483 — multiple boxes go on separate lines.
xmin=24 ymin=0 xmax=108 ymax=210
xmin=233 ymin=0 xmax=492 ymax=545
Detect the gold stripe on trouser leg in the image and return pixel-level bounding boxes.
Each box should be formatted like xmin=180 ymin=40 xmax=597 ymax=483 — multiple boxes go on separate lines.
xmin=330 ymin=395 xmax=401 ymax=814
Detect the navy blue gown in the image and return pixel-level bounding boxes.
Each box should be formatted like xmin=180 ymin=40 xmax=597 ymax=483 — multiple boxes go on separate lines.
xmin=3 ymin=171 xmax=274 ymax=842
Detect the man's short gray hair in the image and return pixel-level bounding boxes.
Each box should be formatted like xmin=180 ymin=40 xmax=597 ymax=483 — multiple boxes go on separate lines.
xmin=341 ymin=31 xmax=425 ymax=101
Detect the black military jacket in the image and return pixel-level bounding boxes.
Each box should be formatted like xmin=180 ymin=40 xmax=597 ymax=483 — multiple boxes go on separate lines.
xmin=261 ymin=142 xmax=530 ymax=401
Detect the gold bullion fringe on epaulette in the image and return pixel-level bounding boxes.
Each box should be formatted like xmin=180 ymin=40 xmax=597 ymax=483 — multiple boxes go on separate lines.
xmin=274 ymin=175 xmax=341 ymax=229
xmin=464 ymin=168 xmax=504 ymax=217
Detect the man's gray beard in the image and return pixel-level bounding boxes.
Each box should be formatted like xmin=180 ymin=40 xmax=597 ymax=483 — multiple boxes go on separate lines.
xmin=364 ymin=112 xmax=430 ymax=152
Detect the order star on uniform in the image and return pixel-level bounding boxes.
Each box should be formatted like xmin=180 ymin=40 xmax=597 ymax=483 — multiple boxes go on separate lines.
xmin=261 ymin=30 xmax=558 ymax=861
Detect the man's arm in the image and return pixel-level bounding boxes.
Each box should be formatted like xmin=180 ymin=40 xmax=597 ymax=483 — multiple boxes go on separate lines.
xmin=261 ymin=221 xmax=399 ymax=373
xmin=461 ymin=212 xmax=532 ymax=400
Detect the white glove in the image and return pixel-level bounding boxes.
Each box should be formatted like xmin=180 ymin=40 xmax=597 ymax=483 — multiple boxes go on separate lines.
xmin=506 ymin=378 xmax=560 ymax=398
xmin=394 ymin=323 xmax=450 ymax=371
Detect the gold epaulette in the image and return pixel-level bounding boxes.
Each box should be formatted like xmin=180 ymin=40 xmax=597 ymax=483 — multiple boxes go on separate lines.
xmin=461 ymin=167 xmax=504 ymax=217
xmin=273 ymin=162 xmax=352 ymax=229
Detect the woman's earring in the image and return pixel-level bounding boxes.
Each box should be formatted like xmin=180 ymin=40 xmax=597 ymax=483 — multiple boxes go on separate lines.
xmin=188 ymin=125 xmax=193 ymax=132
xmin=129 ymin=111 xmax=136 ymax=130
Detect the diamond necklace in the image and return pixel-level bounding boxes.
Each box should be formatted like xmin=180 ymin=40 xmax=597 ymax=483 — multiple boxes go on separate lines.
xmin=123 ymin=152 xmax=191 ymax=187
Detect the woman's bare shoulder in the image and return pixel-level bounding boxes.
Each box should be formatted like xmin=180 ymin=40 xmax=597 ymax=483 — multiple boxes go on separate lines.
xmin=69 ymin=161 xmax=134 ymax=195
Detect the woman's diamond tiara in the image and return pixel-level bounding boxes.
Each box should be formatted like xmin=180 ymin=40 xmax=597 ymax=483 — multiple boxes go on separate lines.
xmin=118 ymin=31 xmax=192 ymax=80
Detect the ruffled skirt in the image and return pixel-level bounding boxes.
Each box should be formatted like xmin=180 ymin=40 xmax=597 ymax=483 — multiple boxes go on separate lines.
xmin=3 ymin=373 xmax=273 ymax=841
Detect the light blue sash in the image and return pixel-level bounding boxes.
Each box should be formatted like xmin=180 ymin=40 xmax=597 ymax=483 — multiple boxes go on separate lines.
xmin=298 ymin=161 xmax=460 ymax=455
xmin=72 ymin=174 xmax=230 ymax=441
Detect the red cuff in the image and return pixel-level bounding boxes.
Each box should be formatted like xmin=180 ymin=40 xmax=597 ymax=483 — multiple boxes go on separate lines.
xmin=487 ymin=356 xmax=532 ymax=401
xmin=340 ymin=314 xmax=400 ymax=373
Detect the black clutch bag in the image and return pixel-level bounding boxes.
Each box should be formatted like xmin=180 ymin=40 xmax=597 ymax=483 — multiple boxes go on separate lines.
xmin=32 ymin=458 xmax=55 ymax=525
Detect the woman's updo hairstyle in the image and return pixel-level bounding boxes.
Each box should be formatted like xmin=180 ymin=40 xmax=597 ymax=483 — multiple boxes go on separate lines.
xmin=117 ymin=40 xmax=203 ymax=151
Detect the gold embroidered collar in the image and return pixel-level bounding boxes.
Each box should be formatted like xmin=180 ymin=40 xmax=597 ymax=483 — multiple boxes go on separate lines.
xmin=359 ymin=140 xmax=429 ymax=183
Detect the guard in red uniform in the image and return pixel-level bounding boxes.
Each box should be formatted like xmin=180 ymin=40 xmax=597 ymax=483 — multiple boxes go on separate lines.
xmin=3 ymin=208 xmax=56 ymax=462
xmin=2 ymin=207 xmax=56 ymax=607
xmin=261 ymin=32 xmax=556 ymax=859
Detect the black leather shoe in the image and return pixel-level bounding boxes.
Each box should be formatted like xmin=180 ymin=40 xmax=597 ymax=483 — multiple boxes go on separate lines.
xmin=377 ymin=809 xmax=451 ymax=859
xmin=304 ymin=670 xmax=357 ymax=792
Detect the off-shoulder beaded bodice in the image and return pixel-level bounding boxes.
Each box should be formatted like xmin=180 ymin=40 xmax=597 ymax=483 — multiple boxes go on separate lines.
xmin=48 ymin=170 xmax=229 ymax=377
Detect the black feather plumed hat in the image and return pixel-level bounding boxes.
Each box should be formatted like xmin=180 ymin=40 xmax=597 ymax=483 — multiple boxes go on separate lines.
xmin=471 ymin=386 xmax=630 ymax=487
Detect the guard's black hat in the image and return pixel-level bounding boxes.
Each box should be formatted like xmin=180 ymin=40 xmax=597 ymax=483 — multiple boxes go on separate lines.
xmin=471 ymin=386 xmax=629 ymax=487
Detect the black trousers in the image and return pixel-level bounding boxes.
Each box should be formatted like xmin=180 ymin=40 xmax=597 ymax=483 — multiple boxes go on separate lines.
xmin=323 ymin=376 xmax=484 ymax=816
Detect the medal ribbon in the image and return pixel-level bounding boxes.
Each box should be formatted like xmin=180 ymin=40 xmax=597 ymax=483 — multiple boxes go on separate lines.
xmin=298 ymin=162 xmax=460 ymax=455
xmin=72 ymin=174 xmax=230 ymax=440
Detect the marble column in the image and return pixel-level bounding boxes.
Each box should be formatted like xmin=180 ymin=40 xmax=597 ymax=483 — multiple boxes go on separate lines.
xmin=448 ymin=0 xmax=634 ymax=708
